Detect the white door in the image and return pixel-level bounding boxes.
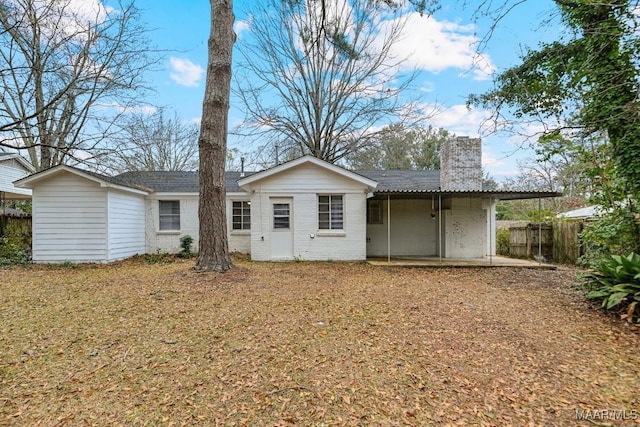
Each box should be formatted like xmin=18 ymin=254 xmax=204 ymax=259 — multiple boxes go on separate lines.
xmin=270 ymin=198 xmax=293 ymax=260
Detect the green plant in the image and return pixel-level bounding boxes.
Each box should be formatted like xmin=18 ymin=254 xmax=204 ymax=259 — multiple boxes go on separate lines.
xmin=579 ymin=205 xmax=640 ymax=265
xmin=179 ymin=235 xmax=194 ymax=258
xmin=143 ymin=251 xmax=175 ymax=265
xmin=0 ymin=221 xmax=31 ymax=266
xmin=495 ymin=228 xmax=510 ymax=256
xmin=582 ymin=252 xmax=640 ymax=323
xmin=0 ymin=237 xmax=29 ymax=266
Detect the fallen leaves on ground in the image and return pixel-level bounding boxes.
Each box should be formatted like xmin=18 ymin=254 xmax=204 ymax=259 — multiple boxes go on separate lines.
xmin=1 ymin=258 xmax=639 ymax=426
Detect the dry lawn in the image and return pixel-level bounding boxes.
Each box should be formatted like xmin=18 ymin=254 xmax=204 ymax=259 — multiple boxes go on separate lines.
xmin=1 ymin=257 xmax=639 ymax=426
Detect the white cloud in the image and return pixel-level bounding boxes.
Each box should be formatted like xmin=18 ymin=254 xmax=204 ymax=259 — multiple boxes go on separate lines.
xmin=169 ymin=57 xmax=204 ymax=87
xmin=98 ymin=102 xmax=157 ymax=115
xmin=234 ymin=19 xmax=251 ymax=38
xmin=380 ymin=13 xmax=496 ymax=80
xmin=427 ymin=104 xmax=492 ymax=136
xmin=482 ymin=150 xmax=505 ymax=169
xmin=15 ymin=0 xmax=114 ymax=41
xmin=419 ymin=82 xmax=435 ymax=93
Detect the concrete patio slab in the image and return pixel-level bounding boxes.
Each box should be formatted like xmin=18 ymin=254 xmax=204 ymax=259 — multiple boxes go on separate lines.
xmin=367 ymin=256 xmax=557 ymax=269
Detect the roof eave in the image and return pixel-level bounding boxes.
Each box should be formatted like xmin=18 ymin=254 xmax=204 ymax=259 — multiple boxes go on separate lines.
xmin=372 ymin=190 xmax=563 ymax=200
xmin=14 ymin=165 xmax=150 ymax=195
xmin=238 ymin=155 xmax=378 ymax=189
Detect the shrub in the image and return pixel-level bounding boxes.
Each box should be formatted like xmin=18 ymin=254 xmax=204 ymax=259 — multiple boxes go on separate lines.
xmin=142 ymin=252 xmax=175 ymax=265
xmin=579 ymin=205 xmax=640 ymax=266
xmin=0 ymin=221 xmax=31 ymax=266
xmin=496 ymin=228 xmax=510 ymax=256
xmin=582 ymin=252 xmax=640 ymax=323
xmin=0 ymin=237 xmax=29 ymax=266
xmin=179 ymin=235 xmax=194 ymax=258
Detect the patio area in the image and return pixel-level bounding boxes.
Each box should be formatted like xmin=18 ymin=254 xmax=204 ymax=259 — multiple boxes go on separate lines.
xmin=367 ymin=255 xmax=558 ymax=269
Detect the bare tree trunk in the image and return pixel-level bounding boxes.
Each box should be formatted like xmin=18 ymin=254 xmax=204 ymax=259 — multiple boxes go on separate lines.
xmin=195 ymin=0 xmax=235 ymax=272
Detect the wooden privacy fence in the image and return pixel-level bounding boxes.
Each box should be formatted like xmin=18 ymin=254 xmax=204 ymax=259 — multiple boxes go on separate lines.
xmin=552 ymin=221 xmax=584 ymax=264
xmin=0 ymin=215 xmax=32 ymax=238
xmin=507 ymin=221 xmax=585 ymax=264
xmin=508 ymin=223 xmax=553 ymax=260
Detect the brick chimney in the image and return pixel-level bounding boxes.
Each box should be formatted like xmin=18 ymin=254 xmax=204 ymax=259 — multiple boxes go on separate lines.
xmin=439 ymin=136 xmax=482 ymax=191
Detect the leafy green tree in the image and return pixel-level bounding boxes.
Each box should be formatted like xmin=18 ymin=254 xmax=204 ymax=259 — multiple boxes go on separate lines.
xmin=470 ymin=0 xmax=640 ymax=198
xmin=347 ymin=124 xmax=447 ymax=170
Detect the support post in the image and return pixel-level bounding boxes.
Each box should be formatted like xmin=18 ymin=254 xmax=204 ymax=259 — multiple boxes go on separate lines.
xmin=538 ymin=197 xmax=542 ymax=263
xmin=438 ymin=193 xmax=442 ymax=263
xmin=489 ymin=197 xmax=493 ymax=266
xmin=387 ymin=194 xmax=391 ymax=263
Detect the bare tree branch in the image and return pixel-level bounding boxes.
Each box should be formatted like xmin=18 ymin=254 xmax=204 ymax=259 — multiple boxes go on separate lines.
xmin=99 ymin=108 xmax=199 ymax=173
xmin=233 ymin=0 xmax=428 ymax=164
xmin=0 ymin=0 xmax=160 ymax=170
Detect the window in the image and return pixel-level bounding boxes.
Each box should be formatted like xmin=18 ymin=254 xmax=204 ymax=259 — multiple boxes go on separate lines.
xmin=318 ymin=195 xmax=343 ymax=230
xmin=232 ymin=201 xmax=251 ymax=230
xmin=159 ymin=201 xmax=180 ymax=231
xmin=273 ymin=203 xmax=290 ymax=229
xmin=367 ymin=199 xmax=383 ymax=224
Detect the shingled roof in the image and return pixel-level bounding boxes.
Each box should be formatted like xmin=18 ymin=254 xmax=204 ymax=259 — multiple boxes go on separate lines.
xmin=115 ymin=171 xmax=258 ymax=193
xmin=18 ymin=165 xmax=559 ymax=200
xmin=112 ymin=169 xmax=443 ymax=193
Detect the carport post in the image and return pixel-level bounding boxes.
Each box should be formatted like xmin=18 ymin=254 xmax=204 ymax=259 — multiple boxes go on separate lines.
xmin=489 ymin=196 xmax=493 ymax=266
xmin=438 ymin=193 xmax=442 ymax=263
xmin=538 ymin=197 xmax=542 ymax=263
xmin=387 ymin=194 xmax=391 ymax=263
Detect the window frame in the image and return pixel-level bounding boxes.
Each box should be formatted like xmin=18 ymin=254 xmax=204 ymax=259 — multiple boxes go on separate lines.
xmin=273 ymin=202 xmax=291 ymax=230
xmin=231 ymin=200 xmax=251 ymax=231
xmin=159 ymin=200 xmax=180 ymax=231
xmin=366 ymin=199 xmax=383 ymax=224
xmin=318 ymin=194 xmax=344 ymax=231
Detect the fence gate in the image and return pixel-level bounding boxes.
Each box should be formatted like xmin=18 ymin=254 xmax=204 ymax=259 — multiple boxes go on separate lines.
xmin=509 ymin=223 xmax=553 ymax=260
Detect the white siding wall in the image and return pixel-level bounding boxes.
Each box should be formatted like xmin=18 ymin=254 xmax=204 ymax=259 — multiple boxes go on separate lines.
xmin=245 ymin=163 xmax=368 ymax=261
xmin=366 ymin=199 xmax=438 ymax=257
xmin=32 ymin=172 xmax=108 ymax=262
xmin=0 ymin=159 xmax=32 ymax=197
xmin=145 ymin=195 xmax=199 ymax=254
xmin=107 ymin=190 xmax=146 ymax=261
xmin=444 ymin=198 xmax=487 ymax=258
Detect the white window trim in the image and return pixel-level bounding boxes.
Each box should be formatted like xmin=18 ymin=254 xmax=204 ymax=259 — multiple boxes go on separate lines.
xmin=158 ymin=200 xmax=180 ymax=232
xmin=317 ymin=194 xmax=345 ymax=232
xmin=231 ymin=200 xmax=251 ymax=231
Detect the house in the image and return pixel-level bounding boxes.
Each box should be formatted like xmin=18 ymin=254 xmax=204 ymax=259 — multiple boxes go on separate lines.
xmin=0 ymin=152 xmax=34 ymax=202
xmin=14 ymin=137 xmax=560 ymax=263
xmin=556 ymin=205 xmax=602 ymax=221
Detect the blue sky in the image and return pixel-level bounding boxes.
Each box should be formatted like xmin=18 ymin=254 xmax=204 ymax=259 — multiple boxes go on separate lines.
xmin=129 ymin=0 xmax=561 ymax=180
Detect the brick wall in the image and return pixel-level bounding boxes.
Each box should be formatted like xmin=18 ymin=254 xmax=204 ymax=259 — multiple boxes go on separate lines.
xmin=440 ymin=137 xmax=482 ymax=191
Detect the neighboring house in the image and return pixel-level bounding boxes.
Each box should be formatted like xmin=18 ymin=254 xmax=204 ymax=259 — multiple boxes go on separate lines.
xmin=557 ymin=205 xmax=602 ymax=221
xmin=0 ymin=152 xmax=34 ymax=202
xmin=14 ymin=137 xmax=560 ymax=263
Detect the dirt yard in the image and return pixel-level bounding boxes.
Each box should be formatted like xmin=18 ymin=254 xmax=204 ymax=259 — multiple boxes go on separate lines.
xmin=1 ymin=257 xmax=639 ymax=426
